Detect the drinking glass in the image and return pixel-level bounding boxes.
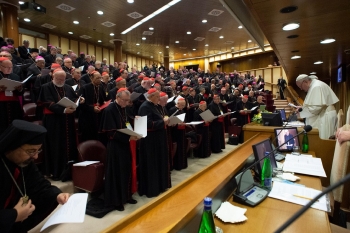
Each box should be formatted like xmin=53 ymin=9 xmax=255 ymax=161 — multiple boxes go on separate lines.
xmin=291 ymin=146 xmax=300 ymax=156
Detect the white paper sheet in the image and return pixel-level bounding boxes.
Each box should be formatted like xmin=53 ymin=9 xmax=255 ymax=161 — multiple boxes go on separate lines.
xmin=134 ymin=115 xmax=147 ymax=138
xmin=0 ymin=74 xmax=32 ymax=91
xmin=167 ymin=96 xmax=175 ymax=103
xmin=174 ymin=95 xmax=182 ymax=104
xmin=41 ymin=193 xmax=88 ymax=231
xmin=72 ymin=85 xmax=78 ymax=91
xmin=282 ymin=154 xmax=327 ymax=177
xmin=185 ymin=121 xmax=204 ymax=125
xmin=168 ymin=113 xmax=186 ymax=126
xmin=250 ymin=106 xmax=258 ymax=111
xmin=199 ymin=109 xmax=216 ymax=122
xmin=73 ymin=161 xmax=99 ymax=166
xmin=268 ymin=182 xmax=328 ymax=212
xmin=130 ymin=92 xmax=142 ymax=102
xmin=117 ymin=128 xmax=143 ymax=138
xmin=57 ymin=97 xmax=79 ymax=109
xmin=79 ymin=65 xmax=84 ymax=72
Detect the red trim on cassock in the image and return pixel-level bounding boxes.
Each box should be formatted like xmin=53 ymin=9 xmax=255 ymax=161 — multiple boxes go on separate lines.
xmin=4 ymin=168 xmax=20 ymax=208
xmin=129 ymin=140 xmax=137 ymax=193
xmin=43 ymin=108 xmax=54 ymax=115
xmin=0 ymin=92 xmax=19 ymax=102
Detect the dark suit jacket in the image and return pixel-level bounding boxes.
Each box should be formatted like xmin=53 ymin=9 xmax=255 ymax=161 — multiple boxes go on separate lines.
xmin=18 ymin=46 xmax=30 ymax=60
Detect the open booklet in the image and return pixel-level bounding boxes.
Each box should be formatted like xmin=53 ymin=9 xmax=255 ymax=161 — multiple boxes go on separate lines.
xmin=117 ymin=115 xmax=147 ymax=138
xmin=168 ymin=113 xmax=186 ymax=126
xmin=0 ymin=74 xmax=32 ymax=91
xmin=199 ymin=109 xmax=235 ymax=122
xmin=57 ymin=96 xmax=81 ymax=109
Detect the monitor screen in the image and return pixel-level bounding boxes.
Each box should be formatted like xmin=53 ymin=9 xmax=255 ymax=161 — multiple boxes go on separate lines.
xmin=274 ymin=127 xmax=300 ymax=152
xmin=252 ymin=139 xmax=277 ymax=175
xmin=338 ymin=65 xmax=346 ymax=83
xmin=262 ymin=112 xmax=283 ymax=126
xmin=279 ymin=109 xmax=287 ymax=122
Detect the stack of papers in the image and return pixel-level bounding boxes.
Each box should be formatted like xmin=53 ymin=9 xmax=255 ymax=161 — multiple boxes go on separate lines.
xmin=215 ymin=202 xmax=247 ymax=223
xmin=286 ymin=121 xmax=305 ymax=127
xmin=282 ymin=154 xmax=327 ymax=177
xmin=0 ymin=74 xmax=32 ymax=91
xmin=268 ymin=182 xmax=329 ymax=212
xmin=73 ymin=161 xmax=99 ymax=166
xmin=57 ymin=97 xmax=81 ymax=109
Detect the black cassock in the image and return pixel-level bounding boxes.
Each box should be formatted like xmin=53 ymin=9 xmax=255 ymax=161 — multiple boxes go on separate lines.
xmin=236 ymin=100 xmax=254 ymax=126
xmin=208 ymin=101 xmax=225 ymax=153
xmin=193 ymin=109 xmax=211 ymax=158
xmin=138 ymin=101 xmax=171 ymax=198
xmin=168 ymin=106 xmax=188 ymax=170
xmin=79 ymin=83 xmax=105 ymax=142
xmin=38 ymin=82 xmax=78 ymax=180
xmin=0 ymin=73 xmax=23 ymax=134
xmin=0 ymin=157 xmax=61 ymax=233
xmin=99 ymin=102 xmax=133 ymax=207
xmin=65 ymin=78 xmax=86 ymax=96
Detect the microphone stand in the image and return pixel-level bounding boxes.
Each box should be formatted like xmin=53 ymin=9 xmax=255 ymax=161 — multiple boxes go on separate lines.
xmin=234 ymin=126 xmax=312 ymax=206
xmin=274 ymin=172 xmax=350 ymax=232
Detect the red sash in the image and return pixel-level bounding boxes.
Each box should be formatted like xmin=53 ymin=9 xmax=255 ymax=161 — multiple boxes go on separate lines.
xmin=218 ymin=117 xmax=224 ymax=122
xmin=129 ymin=140 xmax=137 ymax=193
xmin=4 ymin=168 xmax=20 ymax=208
xmin=177 ymin=124 xmax=186 ymax=130
xmin=0 ymin=92 xmax=19 ymax=102
xmin=43 ymin=108 xmax=54 ymax=115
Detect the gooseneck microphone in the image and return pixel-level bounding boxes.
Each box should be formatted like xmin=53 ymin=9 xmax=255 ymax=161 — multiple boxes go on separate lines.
xmin=233 ymin=125 xmax=312 ymax=205
xmin=274 ymin=172 xmax=350 ymax=232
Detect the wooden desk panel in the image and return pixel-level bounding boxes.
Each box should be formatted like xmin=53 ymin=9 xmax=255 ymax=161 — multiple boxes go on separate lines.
xmin=243 ymin=122 xmax=336 ymax=186
xmin=102 ymin=134 xmax=271 ymax=233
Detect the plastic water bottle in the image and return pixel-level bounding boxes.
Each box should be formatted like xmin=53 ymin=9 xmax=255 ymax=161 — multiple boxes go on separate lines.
xmin=261 ymin=152 xmax=272 ymax=189
xmin=198 ymin=197 xmax=216 ymax=233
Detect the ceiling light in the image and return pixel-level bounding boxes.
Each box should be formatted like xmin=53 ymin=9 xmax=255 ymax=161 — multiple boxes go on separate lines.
xmin=205 ymin=44 xmax=209 ymax=46
xmin=159 ymin=52 xmax=162 ymax=53
xmin=137 ymin=52 xmax=140 ymax=54
xmin=127 ymin=0 xmax=134 ymax=3
xmin=248 ymin=40 xmax=252 ymax=42
xmin=18 ymin=1 xmax=24 ymax=4
xmin=73 ymin=21 xmax=79 ymax=24
xmin=166 ymin=46 xmax=169 ymax=48
xmin=175 ymin=41 xmax=179 ymax=43
xmin=98 ymin=40 xmax=102 ymax=42
xmin=121 ymin=0 xmax=181 ymax=34
xmin=238 ymin=26 xmax=243 ymax=29
xmin=202 ymin=19 xmax=207 ymax=23
xmin=310 ymin=72 xmax=316 ymax=74
xmin=142 ymin=37 xmax=146 ymax=40
xmin=282 ymin=22 xmax=300 ymax=31
xmin=193 ymin=48 xmax=196 ymax=51
xmin=110 ymin=33 xmax=114 ymax=36
xmin=68 ymin=32 xmax=73 ymax=34
xmin=24 ymin=18 xmax=30 ymax=22
xmin=320 ymin=38 xmax=336 ymax=44
xmin=184 ymin=54 xmax=187 ymax=55
xmin=187 ymin=31 xmax=191 ymax=34
xmin=280 ymin=6 xmax=298 ymax=14
xmin=136 ymin=43 xmax=140 ymax=46
xmin=97 ymin=11 xmax=103 ymax=15
xmin=150 ymin=56 xmax=153 ymax=58
xmin=314 ymin=61 xmax=323 ymax=64
xmin=219 ymin=36 xmax=224 ymax=39
xmin=291 ymin=55 xmax=301 ymax=59
xmin=149 ymin=27 xmax=154 ymax=30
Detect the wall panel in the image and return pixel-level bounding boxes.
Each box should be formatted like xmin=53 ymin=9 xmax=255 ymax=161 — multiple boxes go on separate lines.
xmin=36 ymin=38 xmax=47 ymax=48
xmin=49 ymin=34 xmax=59 ymax=47
xmin=79 ymin=42 xmax=87 ymax=54
xmin=132 ymin=56 xmax=137 ymax=69
xmin=96 ymin=47 xmax=102 ymax=62
xmin=109 ymin=50 xmax=114 ymax=65
xmin=88 ymin=44 xmax=95 ymax=56
xmin=60 ymin=37 xmax=69 ymax=54
xmin=70 ymin=40 xmax=78 ymax=54
xmin=21 ymin=35 xmax=35 ymax=48
xmin=264 ymin=68 xmax=272 ymax=83
xmin=136 ymin=57 xmax=142 ymax=71
xmin=127 ymin=55 xmax=132 ymax=70
xmin=273 ymin=67 xmax=281 ymax=84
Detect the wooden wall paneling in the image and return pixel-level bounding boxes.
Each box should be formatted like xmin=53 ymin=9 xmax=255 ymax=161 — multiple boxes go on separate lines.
xmin=145 ymin=60 xmax=150 ymax=67
xmin=88 ymin=44 xmax=95 ymax=56
xmin=109 ymin=50 xmax=114 ymax=65
xmin=141 ymin=58 xmax=145 ymax=68
xmin=122 ymin=54 xmax=127 ymax=62
xmin=132 ymin=56 xmax=137 ymax=69
xmin=49 ymin=34 xmax=59 ymax=47
xmin=264 ymin=68 xmax=272 ymax=83
xmin=70 ymin=40 xmax=78 ymax=54
xmin=126 ymin=55 xmax=132 ymax=70
xmin=273 ymin=67 xmax=281 ymax=84
xmin=255 ymin=69 xmax=263 ymax=79
xmin=95 ymin=46 xmax=102 ymax=62
xmin=136 ymin=57 xmax=141 ymax=71
xmin=21 ymin=35 xmax=35 ymax=48
xmin=282 ymin=67 xmax=288 ymax=84
xmin=103 ymin=48 xmax=109 ymax=62
xmin=265 ymin=83 xmax=272 ymax=93
xmin=60 ymin=37 xmax=69 ymax=55
xmin=79 ymin=42 xmax=87 ymax=54
xmin=36 ymin=38 xmax=47 ymax=48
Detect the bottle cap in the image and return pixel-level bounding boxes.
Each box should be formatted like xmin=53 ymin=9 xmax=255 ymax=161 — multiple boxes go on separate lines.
xmin=203 ymin=197 xmax=212 ymax=206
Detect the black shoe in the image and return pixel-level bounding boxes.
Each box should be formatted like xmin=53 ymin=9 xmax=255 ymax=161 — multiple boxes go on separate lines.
xmin=127 ymin=199 xmax=137 ymax=204
xmin=115 ymin=205 xmax=125 ymax=211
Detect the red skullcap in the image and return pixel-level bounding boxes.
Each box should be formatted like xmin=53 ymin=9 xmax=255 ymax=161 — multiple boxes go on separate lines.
xmin=143 ymin=77 xmax=150 ymax=81
xmin=199 ymin=101 xmax=206 ymax=105
xmin=51 ymin=63 xmax=61 ymax=69
xmin=102 ymin=72 xmax=109 ymax=76
xmin=160 ymin=92 xmax=167 ymax=97
xmin=117 ymin=87 xmax=127 ymax=93
xmin=53 ymin=68 xmax=64 ymax=74
xmin=147 ymin=88 xmax=157 ymax=95
xmin=182 ymin=86 xmax=188 ymax=91
xmin=116 ymin=77 xmax=123 ymax=82
xmin=154 ymin=83 xmax=160 ymax=87
xmin=150 ymin=78 xmax=155 ymax=81
xmin=243 ymin=95 xmax=249 ymax=99
xmin=178 ymin=97 xmax=185 ymax=101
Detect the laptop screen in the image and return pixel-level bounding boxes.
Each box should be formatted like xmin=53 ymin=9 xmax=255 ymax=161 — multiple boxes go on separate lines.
xmin=252 ymin=139 xmax=277 ymax=175
xmin=280 ymin=109 xmax=287 ymax=121
xmin=274 ymin=127 xmax=300 ymax=152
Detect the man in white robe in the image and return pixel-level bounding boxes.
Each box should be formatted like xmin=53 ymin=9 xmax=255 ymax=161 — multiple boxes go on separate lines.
xmin=296 ymin=74 xmax=339 ymax=139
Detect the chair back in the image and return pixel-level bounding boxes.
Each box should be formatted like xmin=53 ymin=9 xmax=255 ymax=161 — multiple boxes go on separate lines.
xmin=346 ymin=105 xmax=350 ymax=124
xmin=23 ymin=103 xmax=37 ymax=121
xmin=77 ymin=140 xmax=106 ymax=164
xmin=331 ymin=124 xmax=350 ymax=202
xmin=336 ymin=109 xmax=344 ymax=131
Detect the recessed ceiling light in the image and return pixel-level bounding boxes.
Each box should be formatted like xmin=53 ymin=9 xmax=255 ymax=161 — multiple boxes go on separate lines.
xmin=238 ymin=26 xmax=243 ymax=29
xmin=282 ymin=22 xmax=300 ymax=31
xmin=110 ymin=33 xmax=114 ymax=36
xmin=248 ymin=40 xmax=252 ymax=42
xmin=205 ymin=44 xmax=209 ymax=46
xmin=291 ymin=55 xmax=301 ymax=59
xmin=136 ymin=43 xmax=140 ymax=46
xmin=175 ymin=41 xmax=179 ymax=43
xmin=149 ymin=27 xmax=154 ymax=30
xmin=98 ymin=40 xmax=102 ymax=42
xmin=97 ymin=11 xmax=103 ymax=15
xmin=280 ymin=6 xmax=298 ymax=13
xmin=314 ymin=61 xmax=323 ymax=64
xmin=187 ymin=31 xmax=191 ymax=34
xmin=137 ymin=52 xmax=140 ymax=54
xmin=184 ymin=54 xmax=187 ymax=55
xmin=320 ymin=38 xmax=336 ymax=44
xmin=310 ymin=72 xmax=316 ymax=74
xmin=142 ymin=37 xmax=146 ymax=40
xmin=24 ymin=18 xmax=30 ymax=22
xmin=287 ymin=35 xmax=299 ymax=39
xmin=150 ymin=56 xmax=153 ymax=58
xmin=68 ymin=32 xmax=73 ymax=34
xmin=127 ymin=0 xmax=134 ymax=3
xmin=73 ymin=21 xmax=79 ymax=24
xmin=219 ymin=36 xmax=224 ymax=39
xmin=166 ymin=46 xmax=169 ymax=48
xmin=202 ymin=19 xmax=207 ymax=23
xmin=159 ymin=52 xmax=162 ymax=53
xmin=193 ymin=48 xmax=196 ymax=51
xmin=18 ymin=1 xmax=25 ymax=4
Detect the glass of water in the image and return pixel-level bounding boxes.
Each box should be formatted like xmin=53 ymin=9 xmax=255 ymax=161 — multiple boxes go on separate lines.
xmin=291 ymin=146 xmax=300 ymax=156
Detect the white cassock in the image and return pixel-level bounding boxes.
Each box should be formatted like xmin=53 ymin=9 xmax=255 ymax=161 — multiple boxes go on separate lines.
xmin=300 ymin=79 xmax=339 ymax=139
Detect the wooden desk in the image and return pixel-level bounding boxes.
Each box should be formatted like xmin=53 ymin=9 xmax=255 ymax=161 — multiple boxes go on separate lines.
xmin=243 ymin=122 xmax=336 ymax=186
xmin=215 ymin=151 xmax=331 ymax=233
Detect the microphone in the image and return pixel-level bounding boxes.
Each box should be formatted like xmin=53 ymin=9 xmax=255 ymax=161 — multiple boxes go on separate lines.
xmin=274 ymin=172 xmax=350 ymax=232
xmin=233 ymin=125 xmax=312 ymax=206
xmin=298 ymin=108 xmax=303 ymax=112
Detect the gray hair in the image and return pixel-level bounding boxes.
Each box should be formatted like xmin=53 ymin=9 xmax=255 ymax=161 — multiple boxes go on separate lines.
xmin=116 ymin=89 xmax=130 ymax=98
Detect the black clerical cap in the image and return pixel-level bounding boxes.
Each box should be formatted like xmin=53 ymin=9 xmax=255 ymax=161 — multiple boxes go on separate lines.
xmin=30 ymin=48 xmax=39 ymax=53
xmin=0 ymin=120 xmax=47 ymax=153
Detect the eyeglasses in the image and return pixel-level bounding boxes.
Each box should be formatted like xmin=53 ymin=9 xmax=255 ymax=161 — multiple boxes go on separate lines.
xmin=0 ymin=65 xmax=12 ymax=69
xmin=20 ymin=147 xmax=43 ymax=157
xmin=118 ymin=97 xmax=130 ymax=103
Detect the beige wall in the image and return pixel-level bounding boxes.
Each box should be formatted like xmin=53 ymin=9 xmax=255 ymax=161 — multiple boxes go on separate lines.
xmin=49 ymin=34 xmax=59 ymax=47
xmin=60 ymin=37 xmax=69 ymax=54
xmin=96 ymin=46 xmax=102 ymax=62
xmin=88 ymin=44 xmax=95 ymax=56
xmin=70 ymin=40 xmax=78 ymax=54
xmin=79 ymin=42 xmax=87 ymax=54
xmin=21 ymin=35 xmax=35 ymax=48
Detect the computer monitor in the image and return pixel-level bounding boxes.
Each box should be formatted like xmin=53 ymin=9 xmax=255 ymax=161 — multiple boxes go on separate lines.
xmin=252 ymin=139 xmax=277 ymax=175
xmin=262 ymin=112 xmax=283 ymax=126
xmin=279 ymin=109 xmax=287 ymax=122
xmin=274 ymin=127 xmax=300 ymax=152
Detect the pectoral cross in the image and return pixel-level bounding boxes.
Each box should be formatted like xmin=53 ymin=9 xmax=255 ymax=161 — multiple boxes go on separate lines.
xmin=22 ymin=195 xmax=29 ymax=206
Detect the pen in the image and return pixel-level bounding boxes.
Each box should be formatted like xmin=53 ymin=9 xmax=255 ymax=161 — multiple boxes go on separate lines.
xmin=293 ymin=194 xmax=319 ymax=202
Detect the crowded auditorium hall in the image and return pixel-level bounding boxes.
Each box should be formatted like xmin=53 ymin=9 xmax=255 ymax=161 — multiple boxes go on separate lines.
xmin=1 ymin=0 xmax=350 ymax=232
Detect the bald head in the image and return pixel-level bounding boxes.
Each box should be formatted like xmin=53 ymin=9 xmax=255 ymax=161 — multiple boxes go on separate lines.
xmin=0 ymin=60 xmax=13 ymax=74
